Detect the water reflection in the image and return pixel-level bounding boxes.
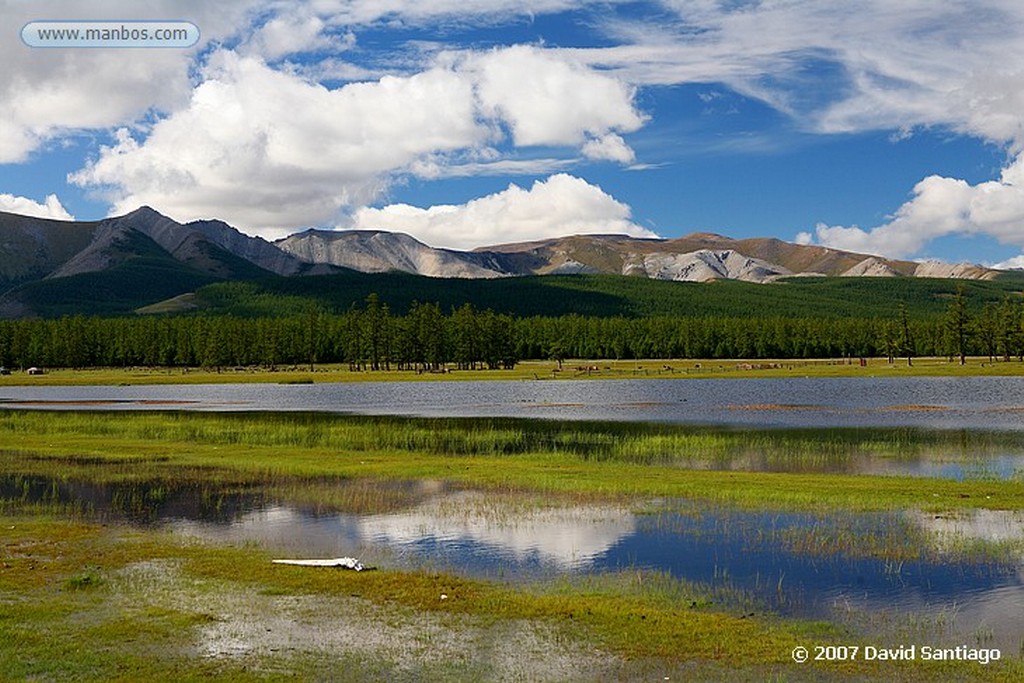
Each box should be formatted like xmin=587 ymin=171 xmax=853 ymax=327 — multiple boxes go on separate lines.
xmin=160 ymin=488 xmax=1024 ymax=652
xmin=4 ymin=468 xmax=1023 ymax=651
xmin=358 ymin=492 xmax=636 ymax=568
xmin=908 ymin=509 xmax=1024 ymax=548
xmin=668 ymin=445 xmax=1024 ymax=481
xmin=0 ymin=472 xmax=265 ymax=524
xmin=172 ymin=493 xmax=637 ymax=575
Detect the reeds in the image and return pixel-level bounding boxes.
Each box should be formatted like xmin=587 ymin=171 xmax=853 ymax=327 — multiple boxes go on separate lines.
xmin=4 ymin=411 xmax=1021 ymax=473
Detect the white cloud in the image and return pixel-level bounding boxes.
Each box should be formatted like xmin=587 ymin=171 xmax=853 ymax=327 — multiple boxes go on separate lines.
xmin=584 ymin=1 xmax=1024 ymax=146
xmin=20 ymin=0 xmax=1024 ymax=261
xmin=793 ymin=231 xmax=813 ymax=246
xmin=71 ymin=45 xmax=644 ymax=235
xmin=470 ymin=45 xmax=645 ymax=149
xmin=0 ymin=193 xmax=74 ymax=220
xmin=347 ymin=173 xmax=656 ymax=250
xmin=70 ymin=51 xmax=489 ymax=232
xmin=306 ymin=0 xmax=605 ymax=27
xmin=581 ymin=134 xmax=636 ymax=163
xmin=243 ymin=11 xmax=333 ymax=60
xmin=0 ymin=0 xmax=267 ymax=163
xmin=410 ymin=156 xmax=575 ymax=178
xmin=809 ymin=154 xmax=1024 ymax=258
xmin=992 ymin=255 xmax=1024 ymax=270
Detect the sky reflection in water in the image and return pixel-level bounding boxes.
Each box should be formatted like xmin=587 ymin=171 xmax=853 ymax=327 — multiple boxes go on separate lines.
xmin=169 ymin=489 xmax=1024 ymax=652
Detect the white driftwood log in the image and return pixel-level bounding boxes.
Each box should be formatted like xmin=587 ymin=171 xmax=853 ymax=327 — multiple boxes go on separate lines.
xmin=272 ymin=557 xmax=366 ymax=571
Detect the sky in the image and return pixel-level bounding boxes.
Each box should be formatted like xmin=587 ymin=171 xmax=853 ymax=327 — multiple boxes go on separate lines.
xmin=3 ymin=1 xmax=1024 ymax=267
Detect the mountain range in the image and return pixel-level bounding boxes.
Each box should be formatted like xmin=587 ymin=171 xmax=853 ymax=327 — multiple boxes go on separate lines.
xmin=0 ymin=206 xmax=1007 ymax=318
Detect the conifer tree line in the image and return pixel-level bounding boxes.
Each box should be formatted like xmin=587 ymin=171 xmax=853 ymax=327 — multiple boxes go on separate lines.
xmin=1 ymin=289 xmax=1022 ymax=370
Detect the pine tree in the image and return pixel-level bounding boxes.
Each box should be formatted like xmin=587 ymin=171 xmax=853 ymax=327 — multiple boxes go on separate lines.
xmin=944 ymin=285 xmax=971 ymax=365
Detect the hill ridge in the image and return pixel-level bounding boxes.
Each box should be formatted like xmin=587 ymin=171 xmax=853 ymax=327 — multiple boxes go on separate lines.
xmin=0 ymin=206 xmax=1009 ymax=318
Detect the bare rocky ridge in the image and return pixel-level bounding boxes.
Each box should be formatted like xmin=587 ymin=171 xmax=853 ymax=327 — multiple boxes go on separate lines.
xmin=279 ymin=228 xmax=1004 ymax=283
xmin=842 ymin=257 xmax=904 ymax=278
xmin=913 ymin=260 xmax=998 ymax=280
xmin=627 ymin=249 xmax=791 ymax=282
xmin=0 ymin=206 xmax=1007 ymax=294
xmin=275 ymin=230 xmax=520 ymax=278
xmin=188 ymin=218 xmax=314 ymax=277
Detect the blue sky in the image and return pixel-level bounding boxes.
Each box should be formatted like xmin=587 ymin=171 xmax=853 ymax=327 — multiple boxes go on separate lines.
xmin=3 ymin=1 xmax=1024 ymax=267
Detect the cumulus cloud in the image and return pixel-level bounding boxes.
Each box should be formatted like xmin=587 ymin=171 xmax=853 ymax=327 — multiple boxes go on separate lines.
xmin=70 ymin=51 xmax=489 ymax=231
xmin=347 ymin=174 xmax=656 ymax=250
xmin=21 ymin=0 xmax=1024 ymax=258
xmin=71 ymin=45 xmax=644 ymax=235
xmin=242 ymin=11 xmax=333 ymax=60
xmin=470 ymin=45 xmax=645 ymax=149
xmin=1 ymin=0 xmax=630 ymax=166
xmin=807 ymin=153 xmax=1024 ymax=258
xmin=0 ymin=0 xmax=267 ymax=163
xmin=793 ymin=231 xmax=813 ymax=246
xmin=992 ymin=255 xmax=1024 ymax=270
xmin=581 ymin=134 xmax=636 ymax=163
xmin=0 ymin=194 xmax=74 ymax=220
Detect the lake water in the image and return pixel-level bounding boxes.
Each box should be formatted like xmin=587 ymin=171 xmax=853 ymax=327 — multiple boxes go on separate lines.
xmin=4 ymin=375 xmax=1024 ymax=429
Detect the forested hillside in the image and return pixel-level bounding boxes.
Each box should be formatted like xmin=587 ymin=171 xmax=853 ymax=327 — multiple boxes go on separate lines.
xmin=2 ymin=286 xmax=1020 ymax=369
xmin=188 ymin=272 xmax=1024 ymax=320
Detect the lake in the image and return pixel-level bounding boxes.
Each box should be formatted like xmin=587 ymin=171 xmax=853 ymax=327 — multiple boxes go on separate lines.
xmin=4 ymin=375 xmax=1024 ymax=429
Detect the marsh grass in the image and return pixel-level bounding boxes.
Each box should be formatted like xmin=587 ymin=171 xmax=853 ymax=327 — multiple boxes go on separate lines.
xmin=4 ymin=411 xmax=1024 ymax=514
xmin=63 ymin=567 xmax=105 ymax=591
xmin=542 ymin=568 xmax=773 ymax=617
xmin=3 ymin=410 xmax=1019 ymax=468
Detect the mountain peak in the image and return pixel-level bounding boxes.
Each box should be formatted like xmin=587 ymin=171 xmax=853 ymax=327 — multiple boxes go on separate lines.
xmin=120 ymin=205 xmax=167 ymax=220
xmin=683 ymin=232 xmax=731 ymax=241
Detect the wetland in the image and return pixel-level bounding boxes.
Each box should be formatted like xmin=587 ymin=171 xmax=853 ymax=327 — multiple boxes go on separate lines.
xmin=2 ymin=376 xmax=1024 ymax=680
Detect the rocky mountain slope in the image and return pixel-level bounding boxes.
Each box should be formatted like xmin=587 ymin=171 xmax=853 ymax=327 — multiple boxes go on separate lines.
xmin=0 ymin=207 xmax=291 ymax=316
xmin=0 ymin=205 xmax=1007 ymax=317
xmin=275 ymin=229 xmax=522 ymax=279
xmin=278 ymin=228 xmax=1003 ymax=283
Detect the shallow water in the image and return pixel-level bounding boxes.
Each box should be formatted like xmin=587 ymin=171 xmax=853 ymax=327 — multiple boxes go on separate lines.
xmin=173 ymin=492 xmax=1024 ymax=649
xmin=5 ymin=471 xmax=1022 ymax=652
xmin=5 ymin=375 xmax=1024 ymax=429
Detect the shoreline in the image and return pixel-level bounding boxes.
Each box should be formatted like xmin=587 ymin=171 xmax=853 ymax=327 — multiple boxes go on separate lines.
xmin=2 ymin=356 xmax=1024 ymax=386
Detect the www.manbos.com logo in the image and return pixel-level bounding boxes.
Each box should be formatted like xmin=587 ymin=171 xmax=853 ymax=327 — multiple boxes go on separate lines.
xmin=22 ymin=20 xmax=200 ymax=48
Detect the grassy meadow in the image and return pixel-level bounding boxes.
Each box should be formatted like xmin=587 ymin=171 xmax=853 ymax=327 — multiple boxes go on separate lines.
xmin=2 ymin=410 xmax=1024 ymax=680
